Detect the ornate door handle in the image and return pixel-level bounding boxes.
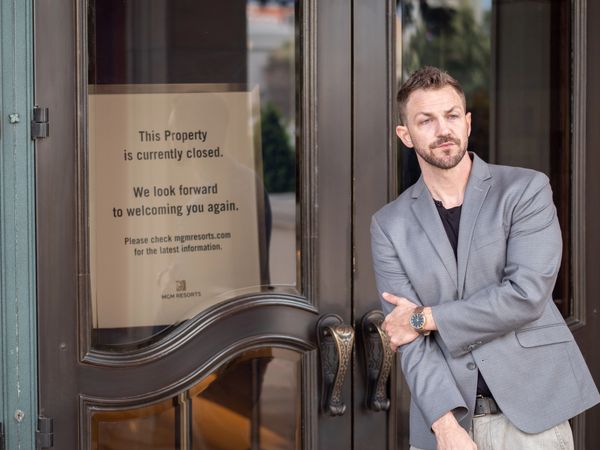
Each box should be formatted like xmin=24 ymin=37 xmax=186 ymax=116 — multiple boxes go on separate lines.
xmin=317 ymin=314 xmax=355 ymax=416
xmin=361 ymin=310 xmax=394 ymax=411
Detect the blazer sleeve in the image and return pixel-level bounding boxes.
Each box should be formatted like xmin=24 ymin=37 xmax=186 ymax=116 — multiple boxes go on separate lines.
xmin=432 ymin=172 xmax=563 ymax=357
xmin=371 ymin=216 xmax=468 ymax=427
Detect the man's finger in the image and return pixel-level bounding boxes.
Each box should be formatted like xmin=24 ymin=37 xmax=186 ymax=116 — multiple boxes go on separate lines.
xmin=382 ymin=292 xmax=399 ymax=305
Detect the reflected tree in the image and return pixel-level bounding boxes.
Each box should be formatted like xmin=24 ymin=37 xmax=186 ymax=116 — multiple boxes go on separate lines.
xmin=261 ymin=102 xmax=295 ymax=193
xmin=402 ymin=0 xmax=491 ymax=161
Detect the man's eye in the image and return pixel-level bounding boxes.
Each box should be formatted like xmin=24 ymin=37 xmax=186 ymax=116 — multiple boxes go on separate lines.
xmin=419 ymin=119 xmax=430 ymax=125
xmin=448 ymin=114 xmax=459 ymax=119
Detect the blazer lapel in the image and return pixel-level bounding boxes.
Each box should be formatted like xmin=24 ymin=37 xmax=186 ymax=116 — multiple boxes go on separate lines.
xmin=410 ymin=178 xmax=458 ymax=290
xmin=457 ymin=154 xmax=492 ymax=298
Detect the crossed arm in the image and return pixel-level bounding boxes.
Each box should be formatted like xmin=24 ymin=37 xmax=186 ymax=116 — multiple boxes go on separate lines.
xmin=378 ymin=173 xmax=561 ymax=355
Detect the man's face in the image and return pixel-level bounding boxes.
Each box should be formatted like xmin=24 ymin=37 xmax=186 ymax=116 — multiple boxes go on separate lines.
xmin=396 ymin=86 xmax=471 ymax=170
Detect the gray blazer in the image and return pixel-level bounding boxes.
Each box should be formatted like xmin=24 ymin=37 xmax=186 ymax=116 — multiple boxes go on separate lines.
xmin=371 ymin=153 xmax=599 ymax=450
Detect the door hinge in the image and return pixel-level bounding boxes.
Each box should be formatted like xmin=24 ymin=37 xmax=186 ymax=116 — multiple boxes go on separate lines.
xmin=31 ymin=106 xmax=49 ymax=140
xmin=1 ymin=421 xmax=5 ymax=450
xmin=35 ymin=416 xmax=54 ymax=449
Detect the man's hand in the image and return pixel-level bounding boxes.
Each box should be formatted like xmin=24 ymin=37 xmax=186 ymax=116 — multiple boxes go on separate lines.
xmin=381 ymin=293 xmax=420 ymax=351
xmin=432 ymin=412 xmax=477 ymax=450
xmin=381 ymin=292 xmax=438 ymax=351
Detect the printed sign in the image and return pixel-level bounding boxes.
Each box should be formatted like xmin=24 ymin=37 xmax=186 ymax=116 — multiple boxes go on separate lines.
xmin=89 ymin=88 xmax=264 ymax=328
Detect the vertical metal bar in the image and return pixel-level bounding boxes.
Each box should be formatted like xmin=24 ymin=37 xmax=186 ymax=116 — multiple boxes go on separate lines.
xmin=353 ymin=0 xmax=397 ymax=447
xmin=250 ymin=359 xmax=261 ymax=450
xmin=177 ymin=392 xmax=191 ymax=450
xmin=0 ymin=0 xmax=37 ymax=448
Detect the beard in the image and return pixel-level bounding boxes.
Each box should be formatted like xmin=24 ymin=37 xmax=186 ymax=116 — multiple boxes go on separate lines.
xmin=413 ymin=134 xmax=468 ymax=170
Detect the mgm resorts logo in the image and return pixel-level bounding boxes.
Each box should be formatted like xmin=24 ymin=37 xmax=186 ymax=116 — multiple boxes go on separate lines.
xmin=162 ymin=280 xmax=202 ymax=299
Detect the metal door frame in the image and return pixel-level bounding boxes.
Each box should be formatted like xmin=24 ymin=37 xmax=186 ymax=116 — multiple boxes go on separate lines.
xmin=0 ymin=0 xmax=37 ymax=448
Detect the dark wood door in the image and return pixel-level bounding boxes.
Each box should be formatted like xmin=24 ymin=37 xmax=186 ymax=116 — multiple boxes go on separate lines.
xmin=34 ymin=0 xmax=397 ymax=449
xmin=579 ymin=1 xmax=600 ymax=447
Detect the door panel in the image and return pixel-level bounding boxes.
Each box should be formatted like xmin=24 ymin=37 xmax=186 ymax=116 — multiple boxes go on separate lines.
xmin=89 ymin=347 xmax=302 ymax=450
xmin=35 ymin=0 xmax=392 ymax=449
xmin=392 ymin=1 xmax=599 ymax=448
xmin=582 ymin=2 xmax=600 ymax=447
xmin=352 ymin=0 xmax=398 ymax=448
xmin=86 ymin=0 xmax=299 ymax=348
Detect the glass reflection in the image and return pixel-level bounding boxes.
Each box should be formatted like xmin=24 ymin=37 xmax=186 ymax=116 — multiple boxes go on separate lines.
xmin=92 ymin=399 xmax=176 ymax=450
xmin=395 ymin=0 xmax=571 ymax=314
xmin=90 ymin=348 xmax=301 ymax=450
xmin=488 ymin=0 xmax=571 ymax=314
xmin=87 ymin=0 xmax=300 ymax=349
xmin=248 ymin=0 xmax=297 ymax=289
xmin=396 ymin=0 xmax=491 ymax=190
xmin=191 ymin=348 xmax=301 ymax=450
xmin=395 ymin=0 xmax=573 ymax=443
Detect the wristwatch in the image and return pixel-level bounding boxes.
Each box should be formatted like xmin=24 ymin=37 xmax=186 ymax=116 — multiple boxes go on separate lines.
xmin=409 ymin=306 xmax=431 ymax=336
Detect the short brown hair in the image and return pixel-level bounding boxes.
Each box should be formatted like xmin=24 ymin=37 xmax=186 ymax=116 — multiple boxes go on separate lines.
xmin=396 ymin=66 xmax=466 ymax=125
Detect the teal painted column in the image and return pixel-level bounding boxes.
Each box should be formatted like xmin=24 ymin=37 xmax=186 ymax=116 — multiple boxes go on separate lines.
xmin=0 ymin=0 xmax=37 ymax=448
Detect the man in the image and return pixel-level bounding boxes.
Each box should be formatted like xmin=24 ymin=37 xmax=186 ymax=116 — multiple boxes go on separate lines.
xmin=371 ymin=66 xmax=599 ymax=450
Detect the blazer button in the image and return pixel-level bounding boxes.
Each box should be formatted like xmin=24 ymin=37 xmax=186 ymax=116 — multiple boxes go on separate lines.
xmin=467 ymin=362 xmax=477 ymax=370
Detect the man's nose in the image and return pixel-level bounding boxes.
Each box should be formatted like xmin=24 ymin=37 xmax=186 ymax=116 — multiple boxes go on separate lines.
xmin=435 ymin=118 xmax=451 ymax=135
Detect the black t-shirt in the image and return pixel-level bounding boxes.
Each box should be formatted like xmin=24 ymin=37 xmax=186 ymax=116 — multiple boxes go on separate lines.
xmin=434 ymin=199 xmax=493 ymax=398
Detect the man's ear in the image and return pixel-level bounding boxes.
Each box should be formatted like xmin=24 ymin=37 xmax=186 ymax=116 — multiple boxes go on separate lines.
xmin=466 ymin=112 xmax=472 ymax=137
xmin=396 ymin=125 xmax=414 ymax=148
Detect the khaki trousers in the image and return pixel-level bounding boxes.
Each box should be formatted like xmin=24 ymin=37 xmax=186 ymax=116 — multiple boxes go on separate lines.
xmin=410 ymin=413 xmax=574 ymax=450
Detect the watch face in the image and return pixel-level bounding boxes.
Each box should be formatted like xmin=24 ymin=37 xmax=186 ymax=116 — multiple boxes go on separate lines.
xmin=410 ymin=312 xmax=425 ymax=330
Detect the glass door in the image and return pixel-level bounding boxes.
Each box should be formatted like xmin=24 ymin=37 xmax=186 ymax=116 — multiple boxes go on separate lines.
xmin=35 ymin=0 xmax=394 ymax=449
